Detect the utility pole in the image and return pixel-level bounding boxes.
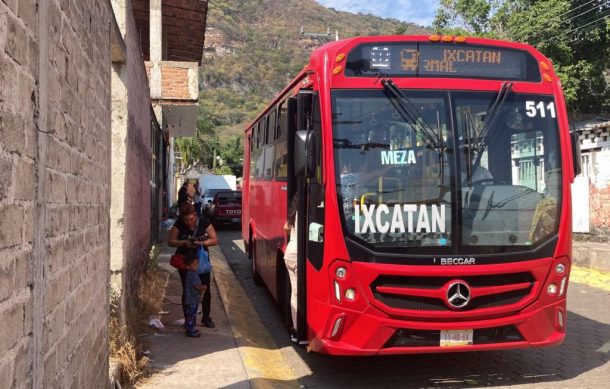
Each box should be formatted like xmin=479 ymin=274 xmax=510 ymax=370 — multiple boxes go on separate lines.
xmin=300 ymin=26 xmax=340 ymax=44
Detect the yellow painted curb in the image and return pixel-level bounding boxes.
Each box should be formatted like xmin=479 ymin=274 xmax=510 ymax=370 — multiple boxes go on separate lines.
xmin=210 ymin=246 xmax=300 ymax=389
xmin=570 ymin=265 xmax=610 ymax=292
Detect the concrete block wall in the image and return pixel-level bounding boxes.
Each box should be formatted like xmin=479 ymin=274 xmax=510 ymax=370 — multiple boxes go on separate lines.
xmin=110 ymin=0 xmax=153 ymax=318
xmin=0 ymin=0 xmax=112 ymax=387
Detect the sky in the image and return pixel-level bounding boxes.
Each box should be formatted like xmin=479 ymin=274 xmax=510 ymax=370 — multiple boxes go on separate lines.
xmin=314 ymin=0 xmax=440 ymax=27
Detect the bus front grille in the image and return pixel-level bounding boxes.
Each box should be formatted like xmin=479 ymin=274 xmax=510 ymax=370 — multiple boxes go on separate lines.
xmin=371 ymin=272 xmax=535 ymax=312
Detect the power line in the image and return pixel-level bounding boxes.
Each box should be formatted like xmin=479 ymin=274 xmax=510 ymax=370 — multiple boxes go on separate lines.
xmin=512 ymin=0 xmax=599 ymax=33
xmin=553 ymin=0 xmax=600 ymax=20
xmin=535 ymin=11 xmax=610 ymax=46
xmin=333 ymin=1 xmax=386 ymax=16
xmin=370 ymin=3 xmax=387 ymax=14
xmin=520 ymin=0 xmax=610 ymax=42
xmin=334 ymin=0 xmax=359 ymax=11
xmin=535 ymin=9 xmax=610 ymax=45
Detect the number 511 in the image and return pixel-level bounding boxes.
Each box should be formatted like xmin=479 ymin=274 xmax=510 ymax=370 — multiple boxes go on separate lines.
xmin=526 ymin=101 xmax=556 ymax=118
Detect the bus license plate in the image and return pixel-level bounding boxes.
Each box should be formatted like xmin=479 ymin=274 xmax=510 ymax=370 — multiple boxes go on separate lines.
xmin=440 ymin=329 xmax=473 ymax=347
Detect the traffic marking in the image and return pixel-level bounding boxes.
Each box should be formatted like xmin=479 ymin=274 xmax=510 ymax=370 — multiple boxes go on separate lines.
xmin=570 ymin=266 xmax=610 ymax=292
xmin=210 ymin=245 xmax=299 ymax=388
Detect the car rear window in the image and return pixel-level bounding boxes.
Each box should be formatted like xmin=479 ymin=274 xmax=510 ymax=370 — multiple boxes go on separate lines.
xmin=216 ymin=192 xmax=242 ymax=204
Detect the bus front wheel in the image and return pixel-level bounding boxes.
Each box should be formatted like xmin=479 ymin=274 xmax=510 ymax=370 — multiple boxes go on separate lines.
xmin=251 ymin=239 xmax=264 ymax=286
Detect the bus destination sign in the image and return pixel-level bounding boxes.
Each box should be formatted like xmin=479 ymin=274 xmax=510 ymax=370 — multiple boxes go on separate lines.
xmin=346 ymin=43 xmax=540 ymax=81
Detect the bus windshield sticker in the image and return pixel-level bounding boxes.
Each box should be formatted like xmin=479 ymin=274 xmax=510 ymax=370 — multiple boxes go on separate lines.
xmin=380 ymin=150 xmax=417 ymax=165
xmin=354 ymin=204 xmax=446 ymax=235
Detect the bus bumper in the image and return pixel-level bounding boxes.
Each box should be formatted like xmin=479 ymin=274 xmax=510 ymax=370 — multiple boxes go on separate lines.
xmin=308 ymin=299 xmax=566 ymax=355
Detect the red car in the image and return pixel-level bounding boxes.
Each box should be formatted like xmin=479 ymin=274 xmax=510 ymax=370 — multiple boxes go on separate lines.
xmin=209 ymin=190 xmax=242 ymax=225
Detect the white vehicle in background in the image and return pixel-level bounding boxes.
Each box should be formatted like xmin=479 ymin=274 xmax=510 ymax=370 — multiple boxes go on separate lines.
xmin=199 ymin=174 xmax=237 ymax=214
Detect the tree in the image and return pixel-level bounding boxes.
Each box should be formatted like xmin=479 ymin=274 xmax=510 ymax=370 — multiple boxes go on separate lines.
xmin=433 ymin=0 xmax=494 ymax=35
xmin=433 ymin=0 xmax=610 ymax=114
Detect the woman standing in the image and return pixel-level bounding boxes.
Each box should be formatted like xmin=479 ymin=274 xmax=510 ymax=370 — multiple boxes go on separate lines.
xmin=168 ymin=203 xmax=218 ymax=328
xmin=283 ymin=197 xmax=298 ymax=342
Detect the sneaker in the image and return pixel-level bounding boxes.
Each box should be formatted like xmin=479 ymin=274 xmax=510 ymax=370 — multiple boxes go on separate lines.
xmin=201 ymin=318 xmax=215 ymax=328
xmin=186 ymin=330 xmax=201 ymax=338
xmin=289 ymin=329 xmax=298 ymax=343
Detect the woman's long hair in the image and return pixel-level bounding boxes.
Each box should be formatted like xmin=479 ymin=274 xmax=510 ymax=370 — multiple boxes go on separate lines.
xmin=287 ymin=196 xmax=298 ymax=227
xmin=179 ymin=203 xmax=197 ymax=219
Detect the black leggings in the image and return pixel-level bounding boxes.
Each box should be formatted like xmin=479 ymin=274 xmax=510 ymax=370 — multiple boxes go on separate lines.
xmin=178 ymin=270 xmax=211 ymax=321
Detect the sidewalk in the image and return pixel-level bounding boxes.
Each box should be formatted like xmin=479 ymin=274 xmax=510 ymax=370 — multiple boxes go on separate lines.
xmin=136 ymin=243 xmax=250 ymax=389
xmin=137 ymin=240 xmax=298 ymax=389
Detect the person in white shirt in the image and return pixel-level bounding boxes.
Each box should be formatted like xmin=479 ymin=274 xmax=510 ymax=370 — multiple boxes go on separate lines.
xmin=283 ymin=196 xmax=299 ymax=342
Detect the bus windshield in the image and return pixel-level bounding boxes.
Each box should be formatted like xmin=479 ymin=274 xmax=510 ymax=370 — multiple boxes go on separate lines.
xmin=332 ymin=89 xmax=562 ymax=252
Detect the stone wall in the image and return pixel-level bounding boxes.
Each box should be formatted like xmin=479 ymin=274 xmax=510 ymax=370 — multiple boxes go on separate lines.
xmin=0 ymin=0 xmax=112 ymax=387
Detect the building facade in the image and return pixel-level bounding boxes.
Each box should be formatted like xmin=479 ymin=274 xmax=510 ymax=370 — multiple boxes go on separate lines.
xmin=0 ymin=0 xmax=207 ymax=387
xmin=109 ymin=0 xmax=207 ymax=323
xmin=574 ymin=120 xmax=610 ymax=237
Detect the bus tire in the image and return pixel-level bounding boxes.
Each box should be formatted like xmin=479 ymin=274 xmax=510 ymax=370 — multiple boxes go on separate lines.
xmin=251 ymin=239 xmax=264 ymax=287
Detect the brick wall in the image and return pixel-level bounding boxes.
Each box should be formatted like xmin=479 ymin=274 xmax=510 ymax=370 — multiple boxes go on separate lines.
xmin=160 ymin=61 xmax=198 ymax=100
xmin=590 ymin=186 xmax=610 ymax=233
xmin=589 ymin=149 xmax=610 ymax=237
xmin=0 ymin=0 xmax=111 ymax=387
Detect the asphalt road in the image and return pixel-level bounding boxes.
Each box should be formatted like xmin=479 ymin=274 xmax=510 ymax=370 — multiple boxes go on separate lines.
xmin=216 ymin=228 xmax=610 ymax=388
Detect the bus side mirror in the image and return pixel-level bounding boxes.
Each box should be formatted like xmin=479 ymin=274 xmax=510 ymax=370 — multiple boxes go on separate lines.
xmin=294 ymin=130 xmax=316 ymax=178
xmin=571 ymin=131 xmax=582 ymax=176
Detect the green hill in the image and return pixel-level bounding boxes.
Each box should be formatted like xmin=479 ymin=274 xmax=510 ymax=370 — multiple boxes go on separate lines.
xmin=181 ymin=0 xmax=429 ymax=174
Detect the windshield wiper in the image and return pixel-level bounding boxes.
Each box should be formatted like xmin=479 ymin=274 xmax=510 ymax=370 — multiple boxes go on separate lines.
xmin=481 ymin=186 xmax=539 ymax=221
xmin=462 ymin=107 xmax=476 ymax=187
xmin=379 ymin=77 xmax=444 ymax=152
xmin=468 ymin=82 xmax=513 ymax=179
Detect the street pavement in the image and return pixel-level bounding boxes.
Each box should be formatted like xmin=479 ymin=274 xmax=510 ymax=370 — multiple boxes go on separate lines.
xmin=141 ymin=229 xmax=610 ymax=388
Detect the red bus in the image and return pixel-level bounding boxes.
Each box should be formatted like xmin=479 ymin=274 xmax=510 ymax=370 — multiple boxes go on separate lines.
xmin=242 ymin=35 xmax=581 ymax=355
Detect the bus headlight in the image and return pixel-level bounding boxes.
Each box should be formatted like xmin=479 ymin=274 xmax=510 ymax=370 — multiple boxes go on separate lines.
xmin=547 ymin=283 xmax=557 ymax=295
xmin=345 ymin=288 xmax=356 ymax=301
xmin=335 ymin=267 xmax=347 ymax=279
xmin=555 ymin=263 xmax=566 ymax=274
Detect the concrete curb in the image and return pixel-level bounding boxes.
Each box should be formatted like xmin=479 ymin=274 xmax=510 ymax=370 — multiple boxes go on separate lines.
xmin=573 ymin=242 xmax=610 ymax=273
xmin=209 ymin=245 xmax=300 ymax=389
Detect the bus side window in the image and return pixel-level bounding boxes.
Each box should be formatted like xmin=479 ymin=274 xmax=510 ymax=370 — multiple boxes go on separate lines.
xmin=263 ymin=145 xmax=275 ymax=180
xmin=274 ymin=102 xmax=289 ymax=180
xmin=259 ymin=119 xmax=266 ymax=146
xmin=255 ymin=147 xmax=265 ymax=179
xmin=268 ymin=110 xmax=277 ymax=144
xmin=278 ymin=102 xmax=287 ymax=139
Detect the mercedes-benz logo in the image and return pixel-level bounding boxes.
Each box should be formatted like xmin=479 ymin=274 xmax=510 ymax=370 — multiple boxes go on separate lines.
xmin=446 ymin=281 xmax=471 ymax=309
